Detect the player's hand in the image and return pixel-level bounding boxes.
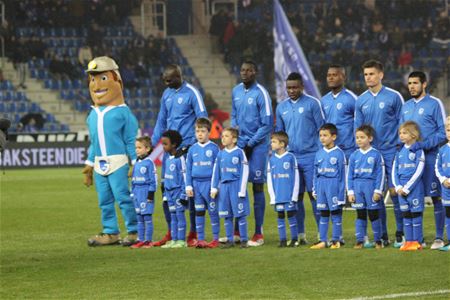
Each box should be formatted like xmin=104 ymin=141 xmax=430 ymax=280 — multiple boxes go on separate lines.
xmin=372 ymin=193 xmax=381 ymax=202
xmin=312 ymin=193 xmax=317 ymax=200
xmin=243 ymin=145 xmax=253 ymax=159
xmin=444 ymin=179 xmax=450 ymax=188
xmin=398 ymin=188 xmax=407 ymax=196
xmin=210 ymin=190 xmax=218 ymax=199
xmin=160 ymin=182 xmax=165 ymax=195
xmin=186 ymin=189 xmax=194 ymax=197
xmin=128 ymin=166 xmax=133 ymax=178
xmin=82 ymin=165 xmax=93 ymax=187
xmin=348 ymin=194 xmax=355 ymax=203
xmin=179 ymin=199 xmax=188 ymax=206
xmin=175 ymin=145 xmax=190 ymax=158
xmin=409 ymin=142 xmax=424 ymax=153
xmin=147 ymin=191 xmax=154 ymax=203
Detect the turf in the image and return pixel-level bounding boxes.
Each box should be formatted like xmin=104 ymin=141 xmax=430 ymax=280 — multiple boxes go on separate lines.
xmin=1 ymin=168 xmax=449 ymax=299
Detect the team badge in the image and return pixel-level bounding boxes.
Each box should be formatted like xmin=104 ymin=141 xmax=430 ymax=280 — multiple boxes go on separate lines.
xmin=206 ymin=150 xmax=213 ymax=157
xmin=255 ymin=170 xmax=262 ymax=177
xmin=140 ymin=166 xmax=147 ymax=174
xmin=379 ymin=102 xmax=385 ymax=109
xmin=232 ymin=157 xmax=239 ymax=164
xmin=408 ymin=152 xmax=416 ymax=160
xmin=431 ymin=182 xmax=438 ymax=189
xmin=418 ymin=108 xmax=424 ymax=115
xmin=336 ymin=103 xmax=343 ymax=110
xmin=283 ymin=162 xmax=290 ymax=169
xmin=248 ymin=97 xmax=254 ymax=104
xmin=177 ymin=97 xmax=183 ymax=104
xmin=298 ymin=107 xmax=304 ymax=114
xmin=140 ymin=202 xmax=146 ymax=209
xmin=169 ymin=163 xmax=175 ymax=171
xmin=412 ymin=198 xmax=419 ymax=206
xmin=367 ymin=157 xmax=374 ymax=164
xmin=99 ymin=159 xmax=110 ymax=173
xmin=332 ymin=196 xmax=338 ymax=204
xmin=238 ymin=203 xmax=244 ymax=210
xmin=210 ymin=202 xmax=216 ymax=209
xmin=330 ymin=157 xmax=337 ymax=165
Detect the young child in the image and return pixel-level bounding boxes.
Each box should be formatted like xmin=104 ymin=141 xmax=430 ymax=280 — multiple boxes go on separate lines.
xmin=267 ymin=131 xmax=299 ymax=247
xmin=186 ymin=118 xmax=220 ymax=248
xmin=311 ymin=123 xmax=346 ymax=249
xmin=211 ymin=127 xmax=250 ymax=248
xmin=160 ymin=130 xmax=189 ymax=249
xmin=130 ymin=136 xmax=158 ymax=248
xmin=435 ymin=116 xmax=450 ymax=251
xmin=392 ymin=121 xmax=425 ymax=251
xmin=347 ymin=125 xmax=385 ymax=249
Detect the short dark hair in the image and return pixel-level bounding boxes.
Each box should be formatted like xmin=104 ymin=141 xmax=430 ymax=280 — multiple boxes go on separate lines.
xmin=286 ymin=72 xmax=303 ymax=83
xmin=271 ymin=131 xmax=289 ymax=147
xmin=356 ymin=124 xmax=376 ymax=138
xmin=162 ymin=130 xmax=182 ymax=148
xmin=241 ymin=60 xmax=258 ymax=72
xmin=408 ymin=71 xmax=427 ymax=83
xmin=362 ymin=59 xmax=383 ymax=72
xmin=328 ymin=64 xmax=346 ymax=75
xmin=319 ymin=123 xmax=338 ymax=136
xmin=223 ymin=127 xmax=239 ymax=139
xmin=195 ymin=117 xmax=212 ymax=131
xmin=136 ymin=136 xmax=151 ymax=149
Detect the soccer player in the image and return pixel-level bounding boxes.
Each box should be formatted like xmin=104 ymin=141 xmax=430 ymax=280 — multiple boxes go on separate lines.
xmin=347 ymin=125 xmax=385 ymax=249
xmin=160 ymin=130 xmax=188 ymax=249
xmin=130 ymin=136 xmax=157 ymax=249
xmin=185 ymin=118 xmax=220 ymax=248
xmin=401 ymin=71 xmax=447 ymax=250
xmin=152 ymin=64 xmax=207 ymax=247
xmin=267 ymin=131 xmax=299 ymax=247
xmin=231 ymin=60 xmax=273 ymax=246
xmin=392 ymin=121 xmax=425 ymax=251
xmin=310 ymin=124 xmax=346 ymax=249
xmin=321 ymin=64 xmax=357 ymax=160
xmin=355 ymin=59 xmax=404 ymax=246
xmin=435 ymin=116 xmax=450 ymax=251
xmin=276 ymin=72 xmax=325 ymax=244
xmin=211 ymin=128 xmax=250 ymax=248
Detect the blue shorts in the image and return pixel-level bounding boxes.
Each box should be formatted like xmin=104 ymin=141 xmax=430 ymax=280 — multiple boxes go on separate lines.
xmin=381 ymin=150 xmax=396 ymax=189
xmin=132 ymin=186 xmax=155 ymax=215
xmin=351 ymin=179 xmax=381 ymax=210
xmin=165 ymin=188 xmax=186 ymax=213
xmin=296 ymin=153 xmax=315 ymax=193
xmin=441 ymin=185 xmax=450 ymax=206
xmin=315 ymin=177 xmax=345 ymax=211
xmin=218 ymin=180 xmax=249 ymax=218
xmin=423 ymin=152 xmax=440 ymax=197
xmin=248 ymin=142 xmax=269 ymax=183
xmin=192 ymin=179 xmax=217 ymax=213
xmin=274 ymin=201 xmax=297 ymax=212
xmin=398 ymin=181 xmax=424 ymax=213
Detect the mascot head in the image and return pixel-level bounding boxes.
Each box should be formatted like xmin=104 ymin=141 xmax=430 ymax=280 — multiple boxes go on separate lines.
xmin=86 ymin=56 xmax=124 ymax=106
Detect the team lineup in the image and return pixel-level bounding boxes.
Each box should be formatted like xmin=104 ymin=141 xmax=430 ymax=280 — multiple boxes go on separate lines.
xmin=83 ymin=56 xmax=449 ymax=251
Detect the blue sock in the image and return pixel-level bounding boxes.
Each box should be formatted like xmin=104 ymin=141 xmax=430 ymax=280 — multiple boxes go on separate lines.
xmin=176 ymin=210 xmax=186 ymax=241
xmin=163 ymin=201 xmax=171 ymax=231
xmin=392 ymin=195 xmax=404 ymax=233
xmin=310 ymin=199 xmax=320 ymax=230
xmin=412 ymin=215 xmax=423 ymax=243
xmin=225 ymin=217 xmax=233 ymax=242
xmin=288 ymin=215 xmax=298 ymax=240
xmin=144 ymin=214 xmax=153 ymax=242
xmin=234 ymin=218 xmax=239 ymax=235
xmin=238 ymin=216 xmax=248 ymax=242
xmin=189 ymin=198 xmax=196 ymax=233
xmin=209 ymin=211 xmax=220 ymax=241
xmin=296 ymin=200 xmax=305 ymax=235
xmin=446 ymin=216 xmax=450 ymax=241
xmin=403 ymin=217 xmax=413 ymax=242
xmin=195 ymin=215 xmax=205 ymax=241
xmin=371 ymin=217 xmax=381 ymax=242
xmin=137 ymin=214 xmax=145 ymax=241
xmin=170 ymin=212 xmax=178 ymax=241
xmin=379 ymin=202 xmax=388 ymax=238
xmin=277 ymin=217 xmax=286 ymax=241
xmin=433 ymin=199 xmax=444 ymax=239
xmin=254 ymin=191 xmax=265 ymax=235
xmin=319 ymin=214 xmax=329 ymax=242
xmin=331 ymin=212 xmax=342 ymax=242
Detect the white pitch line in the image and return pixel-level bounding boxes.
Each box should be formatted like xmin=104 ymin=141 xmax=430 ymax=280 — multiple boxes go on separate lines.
xmin=341 ymin=289 xmax=450 ymax=300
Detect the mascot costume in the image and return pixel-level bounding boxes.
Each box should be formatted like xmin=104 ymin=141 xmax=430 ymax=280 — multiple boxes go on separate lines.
xmin=82 ymin=56 xmax=138 ymax=246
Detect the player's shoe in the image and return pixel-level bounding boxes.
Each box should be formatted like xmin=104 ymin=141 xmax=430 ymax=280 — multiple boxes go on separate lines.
xmin=130 ymin=241 xmax=146 ymax=249
xmin=121 ymin=232 xmax=138 ymax=247
xmin=439 ymin=243 xmax=450 ymax=251
xmin=142 ymin=241 xmax=153 ymax=248
xmin=153 ymin=231 xmax=171 ymax=247
xmin=171 ymin=240 xmax=187 ymax=248
xmin=354 ymin=242 xmax=364 ymax=249
xmin=218 ymin=231 xmax=240 ymax=244
xmin=288 ymin=239 xmax=298 ymax=247
xmin=161 ymin=240 xmax=177 ymax=248
xmin=330 ymin=241 xmax=340 ymax=249
xmin=405 ymin=241 xmax=421 ymax=251
xmin=382 ymin=239 xmax=390 ymax=247
xmin=87 ymin=233 xmax=120 ymax=247
xmin=364 ymin=241 xmax=375 ymax=248
xmin=187 ymin=231 xmax=198 ymax=247
xmin=240 ymin=241 xmax=249 ymax=248
xmin=375 ymin=241 xmax=383 ymax=249
xmin=207 ymin=240 xmax=220 ymax=249
xmin=278 ymin=240 xmax=287 ymax=248
xmin=220 ymin=241 xmax=234 ymax=249
xmin=298 ymin=238 xmax=308 ymax=245
xmin=310 ymin=241 xmax=326 ymax=249
xmin=196 ymin=240 xmax=209 ymax=249
xmin=247 ymin=234 xmax=264 ymax=247
xmin=430 ymin=238 xmax=445 ymax=250
xmin=400 ymin=241 xmax=412 ymax=251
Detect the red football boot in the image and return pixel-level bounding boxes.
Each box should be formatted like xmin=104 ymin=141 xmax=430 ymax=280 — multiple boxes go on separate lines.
xmin=187 ymin=231 xmax=198 ymax=247
xmin=142 ymin=241 xmax=153 ymax=248
xmin=130 ymin=241 xmax=146 ymax=249
xmin=153 ymin=231 xmax=171 ymax=247
xmin=207 ymin=240 xmax=220 ymax=249
xmin=196 ymin=240 xmax=208 ymax=248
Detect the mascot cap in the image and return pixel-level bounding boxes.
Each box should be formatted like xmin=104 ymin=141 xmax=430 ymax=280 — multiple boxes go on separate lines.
xmin=85 ymin=56 xmax=119 ymax=73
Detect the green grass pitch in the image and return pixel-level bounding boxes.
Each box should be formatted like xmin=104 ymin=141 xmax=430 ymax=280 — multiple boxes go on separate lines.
xmin=1 ymin=168 xmax=449 ymax=299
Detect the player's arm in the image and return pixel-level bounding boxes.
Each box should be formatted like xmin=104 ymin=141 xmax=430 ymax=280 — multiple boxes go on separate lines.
xmin=267 ymin=160 xmax=275 ymax=205
xmin=354 ymin=99 xmax=363 ymax=134
xmin=179 ymin=156 xmax=188 ymax=201
xmin=185 ymin=149 xmax=194 ymax=197
xmin=392 ymin=155 xmax=403 ymax=194
xmin=238 ymin=150 xmax=249 ymax=197
xmin=190 ymin=87 xmax=208 ymax=119
xmin=210 ymin=154 xmax=220 ymax=198
xmin=346 ymin=156 xmax=355 ymax=202
xmin=373 ymin=154 xmax=385 ymax=201
xmin=312 ymin=100 xmax=325 ymax=147
xmin=247 ymin=88 xmax=273 ymax=147
xmin=231 ymin=90 xmax=237 ymax=128
xmin=401 ymin=150 xmax=425 ymax=194
xmin=147 ymin=161 xmax=157 ymax=202
xmin=292 ymin=156 xmax=300 ymax=202
xmin=124 ymin=110 xmax=139 ymax=164
xmin=151 ymin=94 xmax=168 ymax=147
xmin=423 ymin=103 xmax=447 ymax=150
xmin=312 ymin=154 xmax=319 ymax=199
xmin=275 ymin=105 xmax=285 ymax=132
xmin=338 ymin=153 xmax=346 ymax=205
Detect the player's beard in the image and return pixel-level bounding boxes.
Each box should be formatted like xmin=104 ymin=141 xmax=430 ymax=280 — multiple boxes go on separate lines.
xmin=411 ymin=87 xmax=423 ymax=99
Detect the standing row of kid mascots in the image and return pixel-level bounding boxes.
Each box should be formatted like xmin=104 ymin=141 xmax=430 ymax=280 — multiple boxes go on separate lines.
xmin=82 ymin=56 xmax=450 ymax=251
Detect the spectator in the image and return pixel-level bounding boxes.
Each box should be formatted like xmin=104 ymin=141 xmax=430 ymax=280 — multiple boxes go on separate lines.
xmin=78 ymin=43 xmax=93 ymax=67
